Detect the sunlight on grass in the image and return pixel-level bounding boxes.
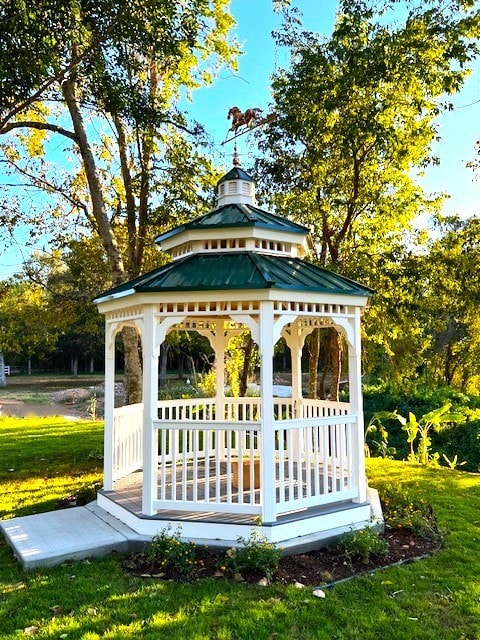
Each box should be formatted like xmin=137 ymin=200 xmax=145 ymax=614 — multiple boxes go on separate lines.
xmin=0 ymin=417 xmax=480 ymax=639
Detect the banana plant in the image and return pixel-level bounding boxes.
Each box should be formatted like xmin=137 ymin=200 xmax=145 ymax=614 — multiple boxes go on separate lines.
xmin=401 ymin=404 xmax=464 ymax=466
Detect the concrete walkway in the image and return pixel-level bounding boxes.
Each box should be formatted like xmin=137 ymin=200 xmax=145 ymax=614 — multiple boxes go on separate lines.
xmin=0 ymin=503 xmax=149 ymax=570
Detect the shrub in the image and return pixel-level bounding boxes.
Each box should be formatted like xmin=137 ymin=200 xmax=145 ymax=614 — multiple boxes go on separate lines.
xmin=378 ymin=485 xmax=442 ymax=542
xmin=147 ymin=526 xmax=199 ymax=581
xmin=197 ymin=369 xmax=217 ymax=397
xmin=158 ymin=382 xmax=199 ymax=400
xmin=330 ymin=527 xmax=388 ymax=564
xmin=221 ymin=530 xmax=281 ymax=581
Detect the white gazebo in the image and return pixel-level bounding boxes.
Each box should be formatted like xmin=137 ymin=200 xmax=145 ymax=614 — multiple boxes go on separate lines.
xmin=93 ymin=162 xmax=380 ymax=550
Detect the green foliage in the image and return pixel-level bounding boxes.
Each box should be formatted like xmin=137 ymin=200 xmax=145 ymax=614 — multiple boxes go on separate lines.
xmin=364 ymin=385 xmax=480 ymax=471
xmin=329 ymin=527 xmax=388 ymax=564
xmin=400 ymin=404 xmax=465 ymax=466
xmin=378 ymin=485 xmax=442 ymax=543
xmin=364 ymin=410 xmax=401 ymax=458
xmin=147 ymin=526 xmax=199 ymax=581
xmin=197 ymin=368 xmax=217 ymax=397
xmin=220 ymin=530 xmax=282 ymax=581
xmin=256 ymin=2 xmax=480 ymax=388
xmin=0 ymin=280 xmax=60 ymax=359
xmin=158 ymin=381 xmax=199 ymax=400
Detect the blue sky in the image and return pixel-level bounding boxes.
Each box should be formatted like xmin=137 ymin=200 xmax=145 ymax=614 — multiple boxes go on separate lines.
xmin=192 ymin=0 xmax=480 ymax=222
xmin=1 ymin=0 xmax=479 ymax=278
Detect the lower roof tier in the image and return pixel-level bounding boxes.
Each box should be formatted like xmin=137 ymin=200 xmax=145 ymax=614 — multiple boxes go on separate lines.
xmin=95 ymin=252 xmax=374 ymax=302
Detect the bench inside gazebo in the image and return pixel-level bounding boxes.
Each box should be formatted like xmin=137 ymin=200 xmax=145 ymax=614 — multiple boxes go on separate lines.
xmin=93 ymin=161 xmax=381 ymax=550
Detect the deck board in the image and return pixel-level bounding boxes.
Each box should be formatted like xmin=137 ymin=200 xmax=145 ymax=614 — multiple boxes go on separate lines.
xmin=102 ymin=461 xmax=349 ymax=525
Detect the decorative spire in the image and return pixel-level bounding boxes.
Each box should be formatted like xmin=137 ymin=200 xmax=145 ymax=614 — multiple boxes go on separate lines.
xmin=232 ymin=142 xmax=241 ymax=167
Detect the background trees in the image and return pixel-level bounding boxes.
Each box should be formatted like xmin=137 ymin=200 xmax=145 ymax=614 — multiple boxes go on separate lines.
xmin=254 ymin=0 xmax=480 ymax=397
xmin=0 ymin=0 xmax=238 ymax=400
xmin=0 ymin=0 xmax=479 ymax=397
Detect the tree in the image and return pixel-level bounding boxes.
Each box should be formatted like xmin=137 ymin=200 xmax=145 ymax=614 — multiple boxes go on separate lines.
xmin=0 ymin=0 xmax=238 ymax=402
xmin=255 ymin=0 xmax=479 ymax=397
xmin=0 ymin=279 xmax=60 ymax=372
xmin=417 ymin=216 xmax=480 ymax=391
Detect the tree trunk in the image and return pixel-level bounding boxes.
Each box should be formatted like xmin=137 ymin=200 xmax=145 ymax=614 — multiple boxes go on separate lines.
xmin=239 ymin=337 xmax=254 ymax=397
xmin=62 ymin=77 xmax=125 ymax=285
xmin=307 ymin=329 xmax=320 ymax=399
xmin=0 ymin=352 xmax=6 ymax=388
xmin=329 ymin=329 xmax=343 ymax=401
xmin=71 ymin=357 xmax=78 ymax=377
xmin=159 ymin=343 xmax=170 ymax=389
xmin=122 ymin=326 xmax=143 ymax=404
xmin=27 ymin=356 xmax=32 ymax=375
xmin=89 ymin=356 xmax=94 ymax=373
xmin=63 ymin=76 xmax=143 ymax=404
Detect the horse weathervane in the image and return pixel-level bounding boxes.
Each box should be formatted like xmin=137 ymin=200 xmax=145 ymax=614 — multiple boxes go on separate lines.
xmin=222 ymin=106 xmax=275 ymax=144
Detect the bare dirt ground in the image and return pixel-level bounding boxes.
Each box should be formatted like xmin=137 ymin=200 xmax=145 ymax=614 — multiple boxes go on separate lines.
xmin=0 ymin=375 xmax=107 ymax=418
xmin=123 ymin=527 xmax=441 ymax=587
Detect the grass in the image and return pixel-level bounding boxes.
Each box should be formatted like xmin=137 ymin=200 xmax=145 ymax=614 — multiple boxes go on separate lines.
xmin=1 ymin=417 xmax=480 ymax=639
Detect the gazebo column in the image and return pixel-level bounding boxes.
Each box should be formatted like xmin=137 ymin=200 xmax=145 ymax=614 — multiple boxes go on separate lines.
xmin=259 ymin=300 xmax=276 ymax=524
xmin=344 ymin=310 xmax=367 ymax=504
xmin=103 ymin=323 xmax=116 ymax=491
xmin=209 ymin=329 xmax=227 ymax=422
xmin=142 ymin=305 xmax=159 ymax=516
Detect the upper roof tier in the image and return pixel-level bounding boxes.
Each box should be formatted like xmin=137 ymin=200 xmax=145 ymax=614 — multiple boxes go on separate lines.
xmin=155 ymin=164 xmax=312 ymax=260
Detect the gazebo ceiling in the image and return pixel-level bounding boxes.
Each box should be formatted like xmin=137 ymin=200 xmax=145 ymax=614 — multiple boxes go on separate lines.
xmin=95 ymin=251 xmax=374 ymax=300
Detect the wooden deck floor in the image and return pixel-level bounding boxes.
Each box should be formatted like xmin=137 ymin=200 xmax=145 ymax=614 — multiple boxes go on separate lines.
xmin=100 ymin=461 xmax=348 ymax=526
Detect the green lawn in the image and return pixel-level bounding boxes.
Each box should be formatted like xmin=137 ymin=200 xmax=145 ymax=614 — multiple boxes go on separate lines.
xmin=1 ymin=416 xmax=480 ymax=639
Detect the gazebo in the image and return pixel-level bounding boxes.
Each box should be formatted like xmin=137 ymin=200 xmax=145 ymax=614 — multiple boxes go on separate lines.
xmin=93 ymin=161 xmax=380 ymax=550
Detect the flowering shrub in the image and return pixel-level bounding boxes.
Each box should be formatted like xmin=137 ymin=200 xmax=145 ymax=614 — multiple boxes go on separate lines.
xmin=379 ymin=486 xmax=442 ymax=541
xmin=221 ymin=530 xmax=281 ymax=581
xmin=147 ymin=526 xmax=199 ymax=581
xmin=330 ymin=527 xmax=388 ymax=564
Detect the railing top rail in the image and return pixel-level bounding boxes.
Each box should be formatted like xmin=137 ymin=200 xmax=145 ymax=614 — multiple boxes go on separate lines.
xmin=157 ymin=397 xmax=216 ymax=407
xmin=278 ymin=415 xmax=357 ymax=430
xmin=153 ymin=419 xmax=260 ymax=431
xmin=113 ymin=402 xmax=144 ymax=416
xmin=299 ymin=398 xmax=350 ymax=409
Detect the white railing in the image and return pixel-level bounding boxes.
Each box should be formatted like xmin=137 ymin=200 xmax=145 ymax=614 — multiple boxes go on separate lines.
xmin=3 ymin=366 xmax=10 ymax=375
xmin=111 ymin=396 xmax=358 ymax=516
xmin=299 ymin=398 xmax=349 ymax=418
xmin=225 ymin=397 xmax=261 ymax=421
xmin=112 ymin=403 xmax=144 ymax=481
xmin=273 ymin=415 xmax=357 ymax=514
xmin=157 ymin=397 xmax=216 ymax=421
xmin=152 ymin=420 xmax=262 ymax=514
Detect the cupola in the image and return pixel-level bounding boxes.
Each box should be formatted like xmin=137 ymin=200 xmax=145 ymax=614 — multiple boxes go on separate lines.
xmin=216 ymin=153 xmax=256 ymax=206
xmin=155 ymin=156 xmax=311 ymax=261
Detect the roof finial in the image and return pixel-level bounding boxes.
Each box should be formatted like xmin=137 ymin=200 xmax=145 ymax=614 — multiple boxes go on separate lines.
xmin=232 ymin=141 xmax=241 ymax=167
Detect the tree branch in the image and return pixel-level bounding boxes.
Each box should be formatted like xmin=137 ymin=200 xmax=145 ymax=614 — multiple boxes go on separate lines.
xmin=5 ymin=158 xmax=91 ymax=221
xmin=1 ymin=120 xmax=78 ymax=141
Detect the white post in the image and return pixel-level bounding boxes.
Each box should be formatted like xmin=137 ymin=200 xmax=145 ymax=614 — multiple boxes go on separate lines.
xmin=259 ymin=300 xmax=276 ymax=523
xmin=103 ymin=323 xmax=116 ymax=491
xmin=142 ymin=305 xmax=159 ymax=516
xmin=347 ymin=309 xmax=367 ymax=503
xmin=213 ymin=330 xmax=227 ymax=421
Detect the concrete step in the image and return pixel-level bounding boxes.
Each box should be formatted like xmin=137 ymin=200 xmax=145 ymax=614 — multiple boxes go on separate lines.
xmin=0 ymin=503 xmax=148 ymax=570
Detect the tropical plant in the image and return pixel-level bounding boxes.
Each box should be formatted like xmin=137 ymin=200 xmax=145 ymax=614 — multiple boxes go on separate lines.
xmin=400 ymin=403 xmax=465 ymax=466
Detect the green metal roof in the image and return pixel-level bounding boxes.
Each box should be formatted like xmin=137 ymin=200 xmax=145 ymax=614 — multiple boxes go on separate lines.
xmin=95 ymin=252 xmax=374 ymax=301
xmin=217 ymin=166 xmax=254 ymax=184
xmin=155 ymin=203 xmax=309 ymax=245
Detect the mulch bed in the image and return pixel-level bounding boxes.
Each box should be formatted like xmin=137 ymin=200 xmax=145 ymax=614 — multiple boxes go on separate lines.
xmin=122 ymin=526 xmax=441 ymax=587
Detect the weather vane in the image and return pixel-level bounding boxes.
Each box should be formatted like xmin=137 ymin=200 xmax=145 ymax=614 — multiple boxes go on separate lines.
xmin=222 ymin=106 xmax=276 ymax=145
